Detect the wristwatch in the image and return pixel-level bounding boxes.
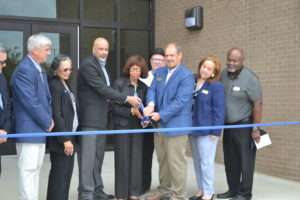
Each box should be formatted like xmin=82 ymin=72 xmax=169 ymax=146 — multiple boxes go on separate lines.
xmin=252 ymin=126 xmax=259 ymax=131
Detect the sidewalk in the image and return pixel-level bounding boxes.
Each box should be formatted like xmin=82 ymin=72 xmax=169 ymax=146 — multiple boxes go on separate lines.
xmin=0 ymin=151 xmax=299 ymax=199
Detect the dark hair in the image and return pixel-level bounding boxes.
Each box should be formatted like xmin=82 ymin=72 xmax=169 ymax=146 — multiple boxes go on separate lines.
xmin=48 ymin=54 xmax=72 ymax=81
xmin=150 ymin=48 xmax=165 ymax=58
xmin=122 ymin=55 xmax=148 ymax=78
xmin=196 ymin=55 xmax=222 ymax=82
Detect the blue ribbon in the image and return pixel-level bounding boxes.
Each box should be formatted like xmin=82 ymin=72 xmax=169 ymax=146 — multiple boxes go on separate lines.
xmin=1 ymin=121 xmax=300 ymax=139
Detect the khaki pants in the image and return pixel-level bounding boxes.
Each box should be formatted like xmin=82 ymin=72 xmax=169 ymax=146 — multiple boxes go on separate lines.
xmin=154 ymin=132 xmax=188 ymax=200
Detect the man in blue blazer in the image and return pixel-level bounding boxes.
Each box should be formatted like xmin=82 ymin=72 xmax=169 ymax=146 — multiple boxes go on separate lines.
xmin=144 ymin=43 xmax=194 ymax=200
xmin=0 ymin=43 xmax=11 ymax=176
xmin=11 ymin=34 xmax=54 ymax=200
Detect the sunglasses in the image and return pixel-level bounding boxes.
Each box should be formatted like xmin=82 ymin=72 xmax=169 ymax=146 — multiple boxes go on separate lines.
xmin=63 ymin=68 xmax=73 ymax=72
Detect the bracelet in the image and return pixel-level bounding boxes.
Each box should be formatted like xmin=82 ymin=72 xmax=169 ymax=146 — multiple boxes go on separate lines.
xmin=131 ymin=108 xmax=135 ymax=116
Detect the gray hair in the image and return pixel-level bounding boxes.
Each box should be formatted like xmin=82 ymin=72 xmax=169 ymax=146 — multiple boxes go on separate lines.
xmin=166 ymin=42 xmax=182 ymax=54
xmin=27 ymin=34 xmax=52 ymax=53
xmin=0 ymin=43 xmax=8 ymax=54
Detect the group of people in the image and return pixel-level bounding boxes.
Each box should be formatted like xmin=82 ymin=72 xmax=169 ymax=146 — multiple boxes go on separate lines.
xmin=0 ymin=33 xmax=262 ymax=200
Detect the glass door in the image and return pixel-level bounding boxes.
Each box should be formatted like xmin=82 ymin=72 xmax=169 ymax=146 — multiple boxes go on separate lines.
xmin=0 ymin=22 xmax=78 ymax=155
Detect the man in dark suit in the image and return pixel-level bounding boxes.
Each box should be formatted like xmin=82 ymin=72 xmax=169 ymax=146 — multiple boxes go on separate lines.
xmin=0 ymin=43 xmax=11 ymax=176
xmin=11 ymin=34 xmax=54 ymax=200
xmin=77 ymin=37 xmax=140 ymax=200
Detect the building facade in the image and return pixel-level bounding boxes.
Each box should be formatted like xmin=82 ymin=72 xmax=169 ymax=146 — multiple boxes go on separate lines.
xmin=155 ymin=0 xmax=300 ymax=182
xmin=0 ymin=0 xmax=299 ymax=182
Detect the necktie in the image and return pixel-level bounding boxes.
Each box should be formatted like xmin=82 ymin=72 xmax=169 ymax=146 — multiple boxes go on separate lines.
xmin=99 ymin=61 xmax=110 ymax=86
xmin=36 ymin=64 xmax=44 ymax=84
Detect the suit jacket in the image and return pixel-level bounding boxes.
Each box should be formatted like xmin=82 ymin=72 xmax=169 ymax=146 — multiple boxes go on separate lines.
xmin=11 ymin=55 xmax=52 ymax=143
xmin=0 ymin=73 xmax=11 ymax=132
xmin=110 ymin=77 xmax=147 ymax=128
xmin=192 ymin=81 xmax=225 ymax=136
xmin=147 ymin=64 xmax=194 ymax=136
xmin=77 ymin=55 xmax=127 ymax=129
xmin=47 ymin=78 xmax=78 ymax=153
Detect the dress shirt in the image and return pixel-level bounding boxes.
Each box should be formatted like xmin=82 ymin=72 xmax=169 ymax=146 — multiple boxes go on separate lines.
xmin=98 ymin=60 xmax=110 ymax=86
xmin=28 ymin=55 xmax=44 ymax=83
xmin=166 ymin=66 xmax=178 ymax=83
xmin=64 ymin=85 xmax=78 ymax=132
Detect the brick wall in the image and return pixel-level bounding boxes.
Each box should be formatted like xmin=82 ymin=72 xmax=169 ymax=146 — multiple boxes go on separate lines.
xmin=155 ymin=0 xmax=300 ymax=181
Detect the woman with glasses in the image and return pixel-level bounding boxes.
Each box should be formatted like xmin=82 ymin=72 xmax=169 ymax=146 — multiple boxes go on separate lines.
xmin=46 ymin=54 xmax=78 ymax=200
xmin=110 ymin=55 xmax=148 ymax=200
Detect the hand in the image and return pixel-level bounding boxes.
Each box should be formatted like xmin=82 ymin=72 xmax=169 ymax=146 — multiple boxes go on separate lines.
xmin=150 ymin=112 xmax=160 ymax=121
xmin=46 ymin=119 xmax=54 ymax=132
xmin=132 ymin=108 xmax=143 ymax=119
xmin=141 ymin=120 xmax=150 ymax=128
xmin=0 ymin=129 xmax=7 ymax=144
xmin=126 ymin=96 xmax=140 ymax=108
xmin=251 ymin=130 xmax=260 ymax=143
xmin=210 ymin=135 xmax=219 ymax=140
xmin=144 ymin=104 xmax=154 ymax=116
xmin=64 ymin=141 xmax=74 ymax=156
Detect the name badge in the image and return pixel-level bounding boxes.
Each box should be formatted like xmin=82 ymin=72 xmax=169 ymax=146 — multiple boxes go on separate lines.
xmin=157 ymin=77 xmax=162 ymax=81
xmin=202 ymin=89 xmax=209 ymax=94
xmin=233 ymin=86 xmax=240 ymax=91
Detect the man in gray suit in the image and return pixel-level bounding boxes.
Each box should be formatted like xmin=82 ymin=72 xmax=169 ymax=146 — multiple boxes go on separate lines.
xmin=77 ymin=37 xmax=140 ymax=200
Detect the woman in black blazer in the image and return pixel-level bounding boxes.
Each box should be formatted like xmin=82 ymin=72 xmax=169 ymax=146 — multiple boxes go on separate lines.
xmin=110 ymin=55 xmax=148 ymax=200
xmin=46 ymin=54 xmax=79 ymax=200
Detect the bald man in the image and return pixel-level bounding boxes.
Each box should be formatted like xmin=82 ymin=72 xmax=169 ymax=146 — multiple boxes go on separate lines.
xmin=77 ymin=38 xmax=140 ymax=200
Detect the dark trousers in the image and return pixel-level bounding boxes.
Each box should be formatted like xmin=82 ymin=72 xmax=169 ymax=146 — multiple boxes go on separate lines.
xmin=223 ymin=123 xmax=256 ymax=198
xmin=78 ymin=127 xmax=107 ymax=200
xmin=114 ymin=126 xmax=143 ymax=199
xmin=142 ymin=132 xmax=154 ymax=191
xmin=47 ymin=151 xmax=74 ymax=200
xmin=0 ymin=156 xmax=1 ymax=176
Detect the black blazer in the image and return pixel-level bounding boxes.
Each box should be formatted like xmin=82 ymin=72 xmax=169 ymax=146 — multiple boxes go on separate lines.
xmin=77 ymin=55 xmax=127 ymax=129
xmin=110 ymin=77 xmax=148 ymax=128
xmin=0 ymin=73 xmax=10 ymax=132
xmin=47 ymin=78 xmax=79 ymax=153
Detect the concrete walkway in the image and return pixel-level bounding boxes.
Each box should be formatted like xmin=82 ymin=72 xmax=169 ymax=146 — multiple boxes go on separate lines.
xmin=0 ymin=152 xmax=299 ymax=200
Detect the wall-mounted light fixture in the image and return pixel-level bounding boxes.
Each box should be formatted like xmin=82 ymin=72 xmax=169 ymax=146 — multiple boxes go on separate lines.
xmin=185 ymin=6 xmax=203 ymax=30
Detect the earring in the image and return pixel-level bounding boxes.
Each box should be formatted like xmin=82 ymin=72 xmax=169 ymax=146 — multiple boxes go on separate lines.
xmin=211 ymin=74 xmax=215 ymax=78
xmin=54 ymin=71 xmax=57 ymax=76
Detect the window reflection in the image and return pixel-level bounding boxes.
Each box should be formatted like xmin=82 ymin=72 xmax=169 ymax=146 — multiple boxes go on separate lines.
xmin=84 ymin=0 xmax=115 ymax=21
xmin=120 ymin=30 xmax=149 ymax=68
xmin=121 ymin=0 xmax=150 ymax=24
xmin=0 ymin=0 xmax=79 ymax=19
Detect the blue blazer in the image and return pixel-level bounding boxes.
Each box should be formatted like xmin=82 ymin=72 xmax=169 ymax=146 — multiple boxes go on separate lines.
xmin=0 ymin=73 xmax=11 ymax=132
xmin=192 ymin=81 xmax=225 ymax=136
xmin=11 ymin=56 xmax=52 ymax=143
xmin=147 ymin=64 xmax=194 ymax=136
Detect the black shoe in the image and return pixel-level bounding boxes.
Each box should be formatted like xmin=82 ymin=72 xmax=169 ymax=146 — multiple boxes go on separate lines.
xmin=96 ymin=192 xmax=114 ymax=200
xmin=189 ymin=195 xmax=202 ymax=200
xmin=159 ymin=198 xmax=170 ymax=200
xmin=217 ymin=191 xmax=235 ymax=199
xmin=230 ymin=195 xmax=251 ymax=200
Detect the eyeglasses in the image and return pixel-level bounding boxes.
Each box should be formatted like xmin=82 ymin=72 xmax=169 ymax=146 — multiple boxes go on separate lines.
xmin=130 ymin=68 xmax=141 ymax=72
xmin=0 ymin=60 xmax=6 ymax=65
xmin=63 ymin=68 xmax=73 ymax=72
xmin=151 ymin=58 xmax=165 ymax=63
